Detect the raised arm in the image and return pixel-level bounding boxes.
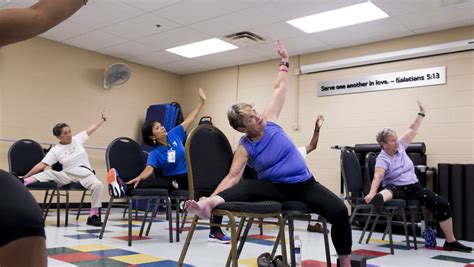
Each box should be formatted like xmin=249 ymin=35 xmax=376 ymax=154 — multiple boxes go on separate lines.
xmin=0 ymin=0 xmax=86 ymax=47
xmin=24 ymin=162 xmax=48 ymax=179
xmin=263 ymin=40 xmax=289 ymax=122
xmin=305 ymin=115 xmax=324 ymax=154
xmin=210 ymin=145 xmax=248 ymax=196
xmin=86 ymin=112 xmax=107 ymax=136
xmin=181 ymin=88 xmax=206 ymax=132
xmin=401 ymin=100 xmax=425 ymax=146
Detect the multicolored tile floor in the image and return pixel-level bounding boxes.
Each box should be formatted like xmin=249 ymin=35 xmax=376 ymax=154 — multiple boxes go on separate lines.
xmin=45 ymin=208 xmax=474 ymax=266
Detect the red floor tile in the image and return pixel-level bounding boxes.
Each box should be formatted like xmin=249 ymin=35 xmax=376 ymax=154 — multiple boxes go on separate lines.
xmin=352 ymin=249 xmax=390 ymax=257
xmin=112 ymin=235 xmax=151 ymax=241
xmin=49 ymin=252 xmax=103 ymax=263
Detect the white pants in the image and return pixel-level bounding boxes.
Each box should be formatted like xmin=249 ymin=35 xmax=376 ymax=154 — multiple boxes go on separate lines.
xmin=33 ymin=170 xmax=103 ymax=208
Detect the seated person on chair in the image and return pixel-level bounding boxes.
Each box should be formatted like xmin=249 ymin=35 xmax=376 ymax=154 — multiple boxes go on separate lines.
xmin=126 ymin=88 xmax=231 ymax=244
xmin=0 ymin=1 xmax=89 ymax=265
xmin=186 ymin=40 xmax=353 ymax=267
xmin=364 ymin=100 xmax=472 ymax=253
xmin=23 ymin=113 xmax=107 ymax=227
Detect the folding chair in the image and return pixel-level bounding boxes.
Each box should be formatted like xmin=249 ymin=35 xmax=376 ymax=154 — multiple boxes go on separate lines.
xmin=178 ymin=125 xmax=287 ymax=267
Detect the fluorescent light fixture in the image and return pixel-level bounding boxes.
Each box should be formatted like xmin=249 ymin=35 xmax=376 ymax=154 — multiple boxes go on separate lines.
xmin=287 ymin=2 xmax=389 ymax=33
xmin=166 ymin=38 xmax=238 ymax=58
xmin=300 ymin=39 xmax=474 ymax=74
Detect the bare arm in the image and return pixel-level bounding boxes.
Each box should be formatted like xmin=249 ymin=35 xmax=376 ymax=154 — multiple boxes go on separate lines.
xmin=86 ymin=112 xmax=107 ymax=136
xmin=0 ymin=0 xmax=86 ymax=47
xmin=181 ymin=88 xmax=206 ymax=132
xmin=401 ymin=100 xmax=425 ymax=146
xmin=305 ymin=115 xmax=324 ymax=154
xmin=364 ymin=167 xmax=385 ymax=203
xmin=210 ymin=145 xmax=248 ymax=196
xmin=263 ymin=40 xmax=289 ymax=122
xmin=24 ymin=162 xmax=48 ymax=178
xmin=126 ymin=165 xmax=155 ymax=188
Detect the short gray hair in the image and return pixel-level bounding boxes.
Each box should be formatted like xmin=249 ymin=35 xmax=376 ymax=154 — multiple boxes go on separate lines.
xmin=227 ymin=103 xmax=253 ymax=130
xmin=376 ymin=128 xmax=396 ymax=145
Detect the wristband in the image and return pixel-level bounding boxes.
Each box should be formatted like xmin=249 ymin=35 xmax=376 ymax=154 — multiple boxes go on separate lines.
xmin=279 ymin=67 xmax=288 ymax=72
xmin=279 ymin=61 xmax=289 ymax=68
xmin=418 ymin=112 xmax=425 ymax=117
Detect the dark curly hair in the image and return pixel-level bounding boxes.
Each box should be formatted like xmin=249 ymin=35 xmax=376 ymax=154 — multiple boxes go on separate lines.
xmin=52 ymin=123 xmax=69 ymax=137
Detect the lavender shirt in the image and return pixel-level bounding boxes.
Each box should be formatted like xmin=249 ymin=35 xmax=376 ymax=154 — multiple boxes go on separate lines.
xmin=375 ymin=139 xmax=418 ymax=187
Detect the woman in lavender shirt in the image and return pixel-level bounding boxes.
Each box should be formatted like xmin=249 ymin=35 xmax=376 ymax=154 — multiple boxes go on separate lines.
xmin=364 ymin=101 xmax=471 ymax=253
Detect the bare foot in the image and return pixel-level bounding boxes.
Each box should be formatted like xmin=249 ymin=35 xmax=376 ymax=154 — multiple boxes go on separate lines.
xmin=185 ymin=200 xmax=212 ymax=219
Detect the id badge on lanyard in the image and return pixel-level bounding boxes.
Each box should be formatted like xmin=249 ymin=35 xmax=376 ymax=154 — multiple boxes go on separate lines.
xmin=167 ymin=148 xmax=176 ymax=163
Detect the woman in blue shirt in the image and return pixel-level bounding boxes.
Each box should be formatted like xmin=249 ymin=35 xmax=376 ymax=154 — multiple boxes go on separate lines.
xmin=186 ymin=41 xmax=352 ymax=266
xmin=127 ymin=88 xmax=230 ymax=244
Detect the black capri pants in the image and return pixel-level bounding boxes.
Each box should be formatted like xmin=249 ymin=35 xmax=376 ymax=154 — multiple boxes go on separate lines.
xmin=385 ymin=182 xmax=452 ymax=222
xmin=0 ymin=170 xmax=45 ymax=247
xmin=218 ymin=177 xmax=352 ymax=255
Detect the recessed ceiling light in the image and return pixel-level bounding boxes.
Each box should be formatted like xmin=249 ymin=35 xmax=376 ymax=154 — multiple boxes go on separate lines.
xmin=286 ymin=2 xmax=389 ymax=33
xmin=166 ymin=38 xmax=238 ymax=58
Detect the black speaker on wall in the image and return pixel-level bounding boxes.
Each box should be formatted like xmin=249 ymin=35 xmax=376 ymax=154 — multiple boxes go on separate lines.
xmin=450 ymin=164 xmax=464 ymax=240
xmin=464 ymin=164 xmax=474 ymax=241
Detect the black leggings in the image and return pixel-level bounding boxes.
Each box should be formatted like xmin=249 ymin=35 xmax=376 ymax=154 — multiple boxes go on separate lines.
xmin=0 ymin=170 xmax=45 ymax=247
xmin=385 ymin=182 xmax=452 ymax=222
xmin=218 ymin=177 xmax=352 ymax=255
xmin=134 ymin=174 xmax=223 ymax=232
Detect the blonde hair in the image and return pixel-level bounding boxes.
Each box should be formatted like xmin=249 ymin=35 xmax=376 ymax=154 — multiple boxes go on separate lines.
xmin=227 ymin=103 xmax=253 ymax=130
xmin=376 ymin=128 xmax=396 ymax=145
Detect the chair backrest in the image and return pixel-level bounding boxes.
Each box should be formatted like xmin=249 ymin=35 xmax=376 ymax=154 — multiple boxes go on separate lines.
xmin=106 ymin=137 xmax=146 ymax=182
xmin=185 ymin=125 xmax=233 ymax=200
xmin=340 ymin=148 xmax=365 ymax=203
xmin=364 ymin=152 xmax=378 ymax=195
xmin=8 ymin=139 xmax=45 ymax=177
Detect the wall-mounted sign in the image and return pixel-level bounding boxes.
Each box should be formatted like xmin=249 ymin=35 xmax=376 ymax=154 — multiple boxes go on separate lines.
xmin=317 ymin=66 xmax=446 ymax=97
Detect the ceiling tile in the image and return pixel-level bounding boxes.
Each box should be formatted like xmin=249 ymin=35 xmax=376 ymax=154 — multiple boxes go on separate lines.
xmin=120 ymin=0 xmax=182 ymax=12
xmin=101 ymin=13 xmax=182 ymax=39
xmin=39 ymin=21 xmax=94 ymax=42
xmin=153 ymin=1 xmax=250 ymax=25
xmin=135 ymin=27 xmax=211 ymax=50
xmin=62 ymin=30 xmax=128 ymax=51
xmin=98 ymin=41 xmax=157 ymax=59
xmin=188 ymin=7 xmax=280 ymax=36
xmin=68 ymin=0 xmax=147 ymax=29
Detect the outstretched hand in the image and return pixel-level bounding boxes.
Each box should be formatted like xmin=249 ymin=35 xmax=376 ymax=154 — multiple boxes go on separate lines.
xmin=100 ymin=112 xmax=107 ymax=122
xmin=417 ymin=100 xmax=425 ymax=114
xmin=315 ymin=115 xmax=324 ymax=130
xmin=198 ymin=88 xmax=206 ymax=103
xmin=275 ymin=39 xmax=289 ymax=61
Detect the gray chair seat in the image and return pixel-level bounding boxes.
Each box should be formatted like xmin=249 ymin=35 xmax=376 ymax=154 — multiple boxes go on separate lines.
xmin=216 ymin=201 xmax=281 ymax=214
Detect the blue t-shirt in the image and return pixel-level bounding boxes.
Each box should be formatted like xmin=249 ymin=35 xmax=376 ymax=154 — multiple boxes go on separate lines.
xmin=240 ymin=121 xmax=312 ymax=183
xmin=147 ymin=125 xmax=187 ymax=176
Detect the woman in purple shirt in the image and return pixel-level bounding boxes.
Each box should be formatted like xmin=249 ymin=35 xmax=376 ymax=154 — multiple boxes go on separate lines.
xmin=365 ymin=101 xmax=471 ymax=253
xmin=186 ymin=40 xmax=353 ymax=267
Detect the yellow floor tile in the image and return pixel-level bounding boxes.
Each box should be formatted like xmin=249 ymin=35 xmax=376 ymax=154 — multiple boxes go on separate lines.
xmin=111 ymin=254 xmax=165 ymax=264
xmin=239 ymin=257 xmax=258 ymax=267
xmin=67 ymin=244 xmax=115 ymax=252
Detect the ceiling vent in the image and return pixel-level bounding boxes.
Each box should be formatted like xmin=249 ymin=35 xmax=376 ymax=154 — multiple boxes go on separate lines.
xmin=224 ymin=31 xmax=265 ymax=47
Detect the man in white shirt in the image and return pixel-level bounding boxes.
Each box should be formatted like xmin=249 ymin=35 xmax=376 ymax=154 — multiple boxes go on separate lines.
xmin=23 ymin=113 xmax=107 ymax=227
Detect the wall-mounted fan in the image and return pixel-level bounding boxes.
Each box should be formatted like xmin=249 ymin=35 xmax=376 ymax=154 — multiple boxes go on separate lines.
xmin=103 ymin=63 xmax=131 ymax=89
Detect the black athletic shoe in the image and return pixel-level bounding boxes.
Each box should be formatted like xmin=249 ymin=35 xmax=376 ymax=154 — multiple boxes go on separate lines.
xmin=443 ymin=240 xmax=472 ymax=253
xmin=370 ymin=193 xmax=384 ymax=214
xmin=87 ymin=215 xmax=103 ymax=227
